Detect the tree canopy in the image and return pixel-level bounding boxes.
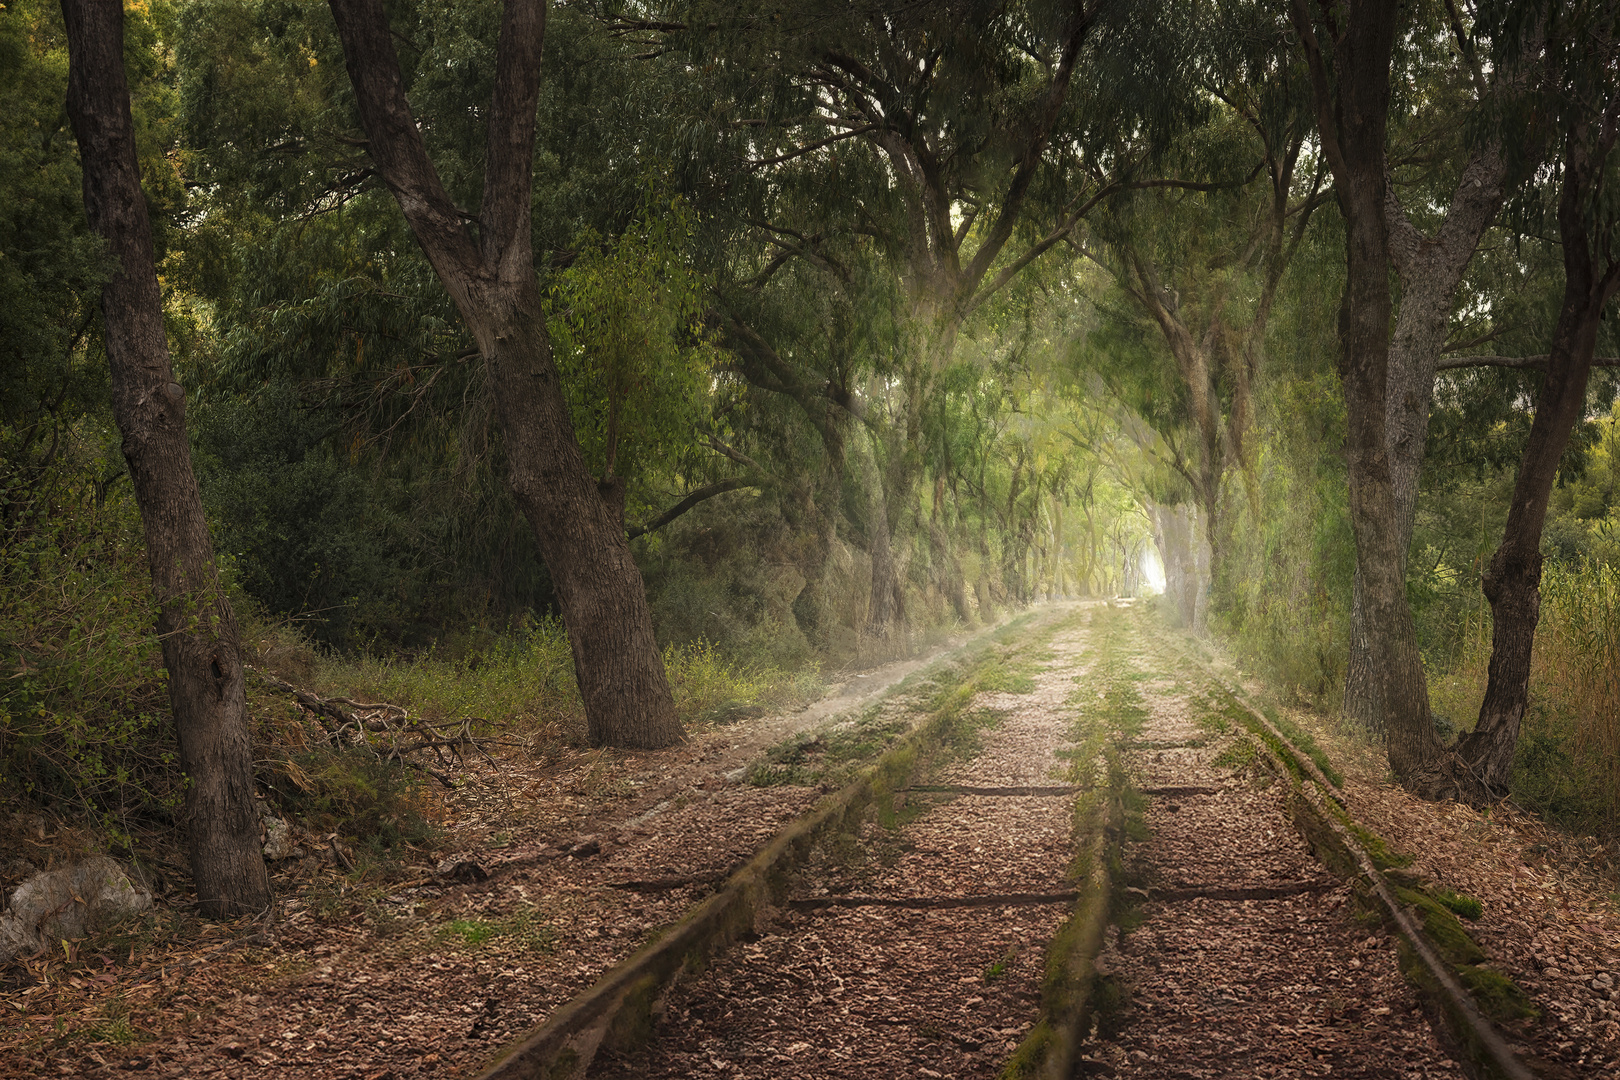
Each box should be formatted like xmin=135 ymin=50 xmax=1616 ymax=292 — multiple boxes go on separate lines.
xmin=7 ymin=0 xmax=1620 ymax=868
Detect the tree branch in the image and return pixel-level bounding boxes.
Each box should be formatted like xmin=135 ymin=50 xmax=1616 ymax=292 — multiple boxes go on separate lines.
xmin=627 ymin=479 xmax=754 ymax=539
xmin=748 ymin=125 xmax=874 ymax=169
xmin=960 ymin=0 xmax=1106 ymax=293
xmin=327 ymin=0 xmax=487 ymax=325
xmin=478 ymin=0 xmax=545 ymax=281
xmin=1437 ymin=355 xmax=1620 ymax=371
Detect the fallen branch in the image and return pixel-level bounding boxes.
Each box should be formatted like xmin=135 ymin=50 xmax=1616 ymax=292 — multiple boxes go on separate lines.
xmin=1124 ymin=879 xmax=1339 ymax=902
xmin=246 ymin=666 xmax=505 ymax=788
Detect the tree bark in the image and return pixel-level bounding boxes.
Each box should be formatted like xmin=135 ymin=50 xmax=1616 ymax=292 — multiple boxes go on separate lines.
xmin=327 ymin=0 xmax=683 ymax=749
xmin=859 ymin=427 xmax=906 ymax=643
xmin=1460 ymin=111 xmax=1620 ymax=792
xmin=1341 ymin=144 xmax=1509 ymax=728
xmin=1293 ymin=0 xmax=1442 ymax=781
xmin=1150 ymin=501 xmax=1208 ymax=631
xmin=61 ymin=0 xmax=270 ymax=916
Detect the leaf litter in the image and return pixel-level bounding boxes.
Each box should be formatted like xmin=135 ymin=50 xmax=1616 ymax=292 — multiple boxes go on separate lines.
xmin=4 ymin=604 xmax=1615 ymax=1078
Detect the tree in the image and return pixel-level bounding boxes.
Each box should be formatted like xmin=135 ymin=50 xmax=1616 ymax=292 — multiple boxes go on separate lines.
xmin=1459 ymin=0 xmax=1620 ymax=792
xmin=1080 ymin=0 xmax=1331 ymax=625
xmin=1291 ymin=0 xmax=1445 ymax=782
xmin=1340 ymin=2 xmax=1538 ymax=733
xmin=60 ymin=0 xmax=270 ymax=916
xmin=323 ymin=0 xmax=684 ymax=748
xmin=636 ymin=0 xmax=1188 ymax=640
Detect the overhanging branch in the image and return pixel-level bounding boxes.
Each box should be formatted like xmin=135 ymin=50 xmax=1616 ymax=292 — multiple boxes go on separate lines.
xmin=1437 ymin=355 xmax=1620 ymax=371
xmin=627 ymin=478 xmax=755 ymax=540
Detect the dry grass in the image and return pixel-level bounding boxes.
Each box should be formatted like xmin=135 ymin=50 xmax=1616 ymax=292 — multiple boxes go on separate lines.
xmin=1428 ymin=561 xmax=1620 ymax=841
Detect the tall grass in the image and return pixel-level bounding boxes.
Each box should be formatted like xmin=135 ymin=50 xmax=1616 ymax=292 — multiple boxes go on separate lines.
xmin=295 ymin=617 xmax=583 ymax=739
xmin=1528 ymin=562 xmax=1620 ymax=837
xmin=263 ymin=616 xmax=823 ymax=748
xmin=1430 ymin=560 xmax=1620 ymax=840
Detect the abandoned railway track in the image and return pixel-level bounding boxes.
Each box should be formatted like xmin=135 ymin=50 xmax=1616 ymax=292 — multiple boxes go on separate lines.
xmin=13 ymin=604 xmax=1606 ymax=1079
xmin=475 ymin=604 xmax=1567 ymax=1080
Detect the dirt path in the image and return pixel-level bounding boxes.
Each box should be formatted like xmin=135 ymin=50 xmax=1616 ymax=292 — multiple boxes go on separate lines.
xmin=590 ymin=607 xmax=1479 ymax=1080
xmin=0 ymin=608 xmax=1080 ymax=1080
xmin=1076 ymin=617 xmax=1462 ymax=1079
xmin=591 ymin=611 xmax=1096 ymax=1078
xmin=11 ymin=603 xmax=1611 ymax=1078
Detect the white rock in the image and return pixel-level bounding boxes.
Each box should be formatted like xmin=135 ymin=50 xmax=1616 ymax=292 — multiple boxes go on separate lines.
xmin=262 ymin=817 xmax=301 ymax=860
xmin=0 ymin=856 xmax=152 ymax=961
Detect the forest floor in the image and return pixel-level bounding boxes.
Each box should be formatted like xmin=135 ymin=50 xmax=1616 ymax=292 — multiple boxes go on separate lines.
xmin=1 ymin=604 xmax=1617 ymax=1079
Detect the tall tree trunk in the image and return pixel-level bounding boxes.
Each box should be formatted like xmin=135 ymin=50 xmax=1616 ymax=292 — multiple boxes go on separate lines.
xmin=326 ymin=0 xmax=682 ymax=748
xmin=1150 ymin=502 xmax=1206 ymax=630
xmin=864 ymin=354 xmax=931 ymax=639
xmin=1293 ymin=0 xmax=1441 ymax=781
xmin=929 ymin=519 xmax=972 ymax=623
xmin=1460 ymin=115 xmax=1620 ymax=792
xmin=854 ymin=425 xmax=905 ymax=643
xmin=1341 ymin=145 xmax=1510 ymax=728
xmin=482 ymin=285 xmax=683 ymax=748
xmin=1341 ymin=572 xmax=1381 ymax=729
xmin=1051 ymin=493 xmax=1067 ymax=599
xmin=61 ymin=0 xmax=270 ymax=916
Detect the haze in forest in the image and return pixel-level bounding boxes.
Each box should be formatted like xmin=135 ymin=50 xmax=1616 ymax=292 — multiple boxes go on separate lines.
xmin=3 ymin=0 xmax=1618 ymax=919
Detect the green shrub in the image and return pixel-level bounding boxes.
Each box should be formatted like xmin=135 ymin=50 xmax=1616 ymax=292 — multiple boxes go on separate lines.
xmin=0 ymin=457 xmax=181 ymax=835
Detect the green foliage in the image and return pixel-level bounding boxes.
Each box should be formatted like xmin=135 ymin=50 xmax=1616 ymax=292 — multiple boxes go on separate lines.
xmin=439 ymin=918 xmax=497 ymax=947
xmin=0 ymin=454 xmax=179 ymax=834
xmin=1546 ymin=402 xmax=1620 ymax=566
xmin=550 ymin=200 xmax=726 ymax=498
xmin=435 ymin=909 xmax=557 ymax=953
xmin=1433 ymin=888 xmax=1484 ymax=921
xmin=1432 ymin=560 xmax=1620 ymax=838
xmin=1210 ymin=283 xmax=1355 ymax=703
xmin=191 ymin=384 xmax=419 ymax=646
xmin=0 ymin=2 xmax=110 ymax=469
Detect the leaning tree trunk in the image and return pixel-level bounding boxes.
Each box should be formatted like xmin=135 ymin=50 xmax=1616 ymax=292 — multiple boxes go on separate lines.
xmin=61 ymin=0 xmax=270 ymax=916
xmin=1460 ymin=120 xmax=1620 ymax=792
xmin=326 ymin=0 xmax=683 ymax=748
xmin=1294 ymin=0 xmax=1442 ymax=782
xmin=482 ymin=286 xmax=685 ymax=748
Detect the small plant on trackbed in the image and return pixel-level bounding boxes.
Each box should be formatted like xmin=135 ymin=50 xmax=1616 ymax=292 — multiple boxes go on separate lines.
xmin=436 ymin=908 xmax=558 ymax=953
